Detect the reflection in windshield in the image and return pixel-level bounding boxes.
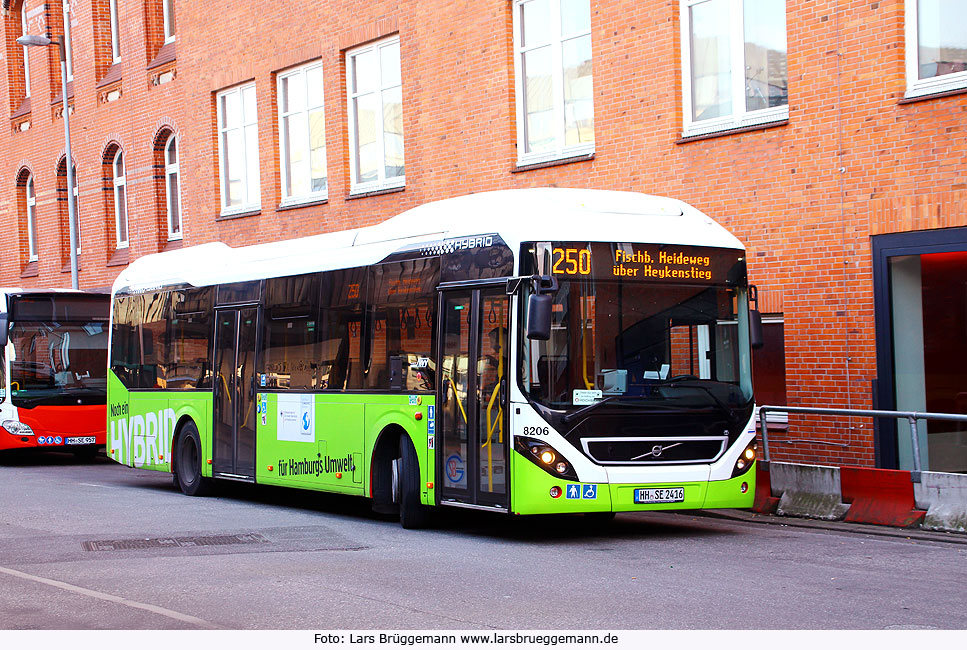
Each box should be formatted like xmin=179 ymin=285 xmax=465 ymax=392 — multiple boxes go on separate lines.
xmin=522 ymin=280 xmax=753 ymax=412
xmin=10 ymin=321 xmax=109 ymax=400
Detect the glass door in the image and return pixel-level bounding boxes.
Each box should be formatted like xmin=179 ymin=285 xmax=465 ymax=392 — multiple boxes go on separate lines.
xmin=438 ymin=287 xmax=509 ymax=508
xmin=212 ymin=307 xmax=258 ymax=479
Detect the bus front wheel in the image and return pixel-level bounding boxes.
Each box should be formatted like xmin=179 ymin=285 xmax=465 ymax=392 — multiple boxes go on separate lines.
xmin=399 ymin=436 xmax=430 ymax=529
xmin=174 ymin=422 xmax=213 ymax=497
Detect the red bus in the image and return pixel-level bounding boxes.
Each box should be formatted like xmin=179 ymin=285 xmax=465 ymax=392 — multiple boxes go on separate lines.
xmin=0 ymin=290 xmax=110 ymax=458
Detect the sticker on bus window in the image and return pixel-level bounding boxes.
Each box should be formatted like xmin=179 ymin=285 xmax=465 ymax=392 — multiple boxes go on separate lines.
xmin=572 ymin=389 xmax=602 ymax=406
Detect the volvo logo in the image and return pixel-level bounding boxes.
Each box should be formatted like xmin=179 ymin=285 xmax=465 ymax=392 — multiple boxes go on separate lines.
xmin=632 ymin=442 xmax=683 ymax=461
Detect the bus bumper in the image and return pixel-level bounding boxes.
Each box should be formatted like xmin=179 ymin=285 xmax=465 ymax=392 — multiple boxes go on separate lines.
xmin=511 ymin=450 xmax=755 ymax=515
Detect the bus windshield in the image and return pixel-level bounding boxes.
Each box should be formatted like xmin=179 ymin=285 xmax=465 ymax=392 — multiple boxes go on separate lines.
xmin=10 ymin=320 xmax=109 ymax=406
xmin=520 ymin=242 xmax=753 ymax=416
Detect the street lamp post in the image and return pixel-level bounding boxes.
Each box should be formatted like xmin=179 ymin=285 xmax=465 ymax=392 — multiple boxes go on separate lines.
xmin=17 ymin=32 xmax=79 ymax=290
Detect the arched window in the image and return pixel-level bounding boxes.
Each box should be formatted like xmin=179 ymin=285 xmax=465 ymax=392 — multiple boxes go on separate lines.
xmin=57 ymin=158 xmax=81 ymax=256
xmin=165 ymin=134 xmax=181 ymax=239
xmin=26 ymin=173 xmax=38 ymax=261
xmin=113 ymin=150 xmax=128 ymax=247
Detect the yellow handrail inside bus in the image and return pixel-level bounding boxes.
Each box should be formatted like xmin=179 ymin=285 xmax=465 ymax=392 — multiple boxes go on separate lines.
xmin=446 ymin=369 xmax=469 ymax=425
xmin=580 ymin=289 xmax=593 ymax=390
xmin=482 ymin=326 xmax=505 ymax=492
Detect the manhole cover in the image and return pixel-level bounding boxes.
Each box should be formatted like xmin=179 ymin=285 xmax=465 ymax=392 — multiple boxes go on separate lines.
xmin=83 ymin=532 xmax=268 ymax=552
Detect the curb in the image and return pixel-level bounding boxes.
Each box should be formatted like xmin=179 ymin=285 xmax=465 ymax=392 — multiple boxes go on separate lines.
xmin=700 ymin=508 xmax=967 ymax=545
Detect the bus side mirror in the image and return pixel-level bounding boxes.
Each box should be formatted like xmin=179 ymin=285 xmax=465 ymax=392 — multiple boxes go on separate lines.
xmin=750 ymin=309 xmax=764 ymax=350
xmin=0 ymin=316 xmax=7 ymax=347
xmin=527 ymin=294 xmax=552 ymax=341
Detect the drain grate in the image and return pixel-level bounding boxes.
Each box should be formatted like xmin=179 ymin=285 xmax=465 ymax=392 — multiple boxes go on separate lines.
xmin=83 ymin=532 xmax=268 ymax=552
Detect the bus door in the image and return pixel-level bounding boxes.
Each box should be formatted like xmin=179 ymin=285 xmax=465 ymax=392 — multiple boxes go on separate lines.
xmin=438 ymin=286 xmax=509 ymax=509
xmin=212 ymin=306 xmax=259 ymax=480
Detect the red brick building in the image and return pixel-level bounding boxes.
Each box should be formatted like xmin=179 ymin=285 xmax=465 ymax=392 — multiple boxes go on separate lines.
xmin=2 ymin=0 xmax=966 ymax=472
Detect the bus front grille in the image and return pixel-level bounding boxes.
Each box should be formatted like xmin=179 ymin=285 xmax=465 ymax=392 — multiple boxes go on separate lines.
xmin=580 ymin=436 xmax=728 ymax=465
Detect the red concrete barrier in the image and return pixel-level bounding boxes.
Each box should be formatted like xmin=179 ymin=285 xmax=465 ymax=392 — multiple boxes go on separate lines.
xmin=753 ymin=465 xmax=779 ymax=514
xmin=839 ymin=466 xmax=926 ymax=528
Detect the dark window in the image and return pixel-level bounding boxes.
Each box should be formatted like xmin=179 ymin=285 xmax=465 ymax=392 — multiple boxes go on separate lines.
xmin=141 ymin=291 xmax=171 ymax=389
xmin=111 ymin=294 xmax=143 ymax=388
xmin=319 ymin=267 xmax=366 ymax=390
xmin=366 ymin=259 xmax=438 ymax=391
xmin=169 ymin=287 xmax=213 ymax=389
xmin=752 ymin=319 xmax=787 ymax=407
xmin=263 ymin=274 xmax=321 ymax=390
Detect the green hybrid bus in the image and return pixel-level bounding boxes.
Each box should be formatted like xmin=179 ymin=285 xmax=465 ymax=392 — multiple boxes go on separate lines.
xmin=107 ymin=189 xmax=759 ymax=527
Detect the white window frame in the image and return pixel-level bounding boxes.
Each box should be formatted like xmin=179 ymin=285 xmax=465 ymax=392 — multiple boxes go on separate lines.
xmin=164 ymin=134 xmax=182 ymax=240
xmin=346 ymin=36 xmax=405 ymax=195
xmin=216 ymin=82 xmax=261 ymax=215
xmin=109 ymin=0 xmax=121 ymax=63
xmin=512 ymin=0 xmax=596 ymax=166
xmin=278 ymin=61 xmax=328 ymax=206
xmin=26 ymin=174 xmax=38 ymax=262
xmin=112 ymin=150 xmax=128 ymax=248
xmin=162 ymin=0 xmax=176 ymax=44
xmin=21 ymin=8 xmax=31 ymax=98
xmin=904 ymin=0 xmax=967 ymax=99
xmin=63 ymin=1 xmax=74 ymax=82
xmin=680 ymin=0 xmax=788 ymax=138
xmin=64 ymin=162 xmax=81 ymax=254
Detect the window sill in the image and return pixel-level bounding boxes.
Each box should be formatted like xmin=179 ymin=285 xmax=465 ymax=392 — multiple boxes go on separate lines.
xmin=96 ymin=62 xmax=124 ymax=90
xmin=61 ymin=257 xmax=82 ymax=274
xmin=163 ymin=238 xmax=183 ymax=252
xmin=346 ymin=185 xmax=405 ymax=201
xmin=10 ymin=97 xmax=31 ymax=120
xmin=676 ymin=119 xmax=789 ymax=145
xmin=51 ymin=81 xmax=75 ymax=106
xmin=217 ymin=207 xmax=262 ymax=221
xmin=147 ymin=41 xmax=177 ymax=71
xmin=899 ymin=85 xmax=967 ymax=105
xmin=278 ymin=196 xmax=328 ymax=211
xmin=107 ymin=247 xmax=130 ymax=267
xmin=20 ymin=261 xmax=39 ymax=278
xmin=512 ymin=152 xmax=595 ymax=173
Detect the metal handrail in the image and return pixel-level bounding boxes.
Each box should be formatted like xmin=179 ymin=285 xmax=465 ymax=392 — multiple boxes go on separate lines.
xmin=757 ymin=405 xmax=967 ymax=483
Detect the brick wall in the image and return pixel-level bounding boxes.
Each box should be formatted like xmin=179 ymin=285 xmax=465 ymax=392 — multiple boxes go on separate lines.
xmin=1 ymin=0 xmax=965 ymax=466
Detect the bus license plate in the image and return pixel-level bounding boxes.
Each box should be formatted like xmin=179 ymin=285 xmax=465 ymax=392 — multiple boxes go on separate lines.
xmin=65 ymin=436 xmax=96 ymax=445
xmin=634 ymin=487 xmax=685 ymax=504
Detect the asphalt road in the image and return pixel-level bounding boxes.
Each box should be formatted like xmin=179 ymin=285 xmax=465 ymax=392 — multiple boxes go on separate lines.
xmin=1 ymin=450 xmax=965 ymax=631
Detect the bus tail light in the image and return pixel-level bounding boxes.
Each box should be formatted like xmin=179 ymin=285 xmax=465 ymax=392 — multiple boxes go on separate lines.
xmin=515 ymin=436 xmax=579 ymax=481
xmin=2 ymin=420 xmax=34 ymax=436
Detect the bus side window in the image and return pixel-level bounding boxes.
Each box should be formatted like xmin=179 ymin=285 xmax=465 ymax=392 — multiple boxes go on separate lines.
xmin=111 ymin=294 xmax=143 ymax=389
xmin=141 ymin=291 xmax=170 ymax=389
xmin=319 ymin=268 xmax=366 ymax=390
xmin=365 ymin=260 xmax=438 ymax=392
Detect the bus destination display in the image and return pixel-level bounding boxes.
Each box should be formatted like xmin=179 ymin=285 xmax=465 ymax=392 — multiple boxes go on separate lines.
xmin=547 ymin=242 xmax=742 ymax=285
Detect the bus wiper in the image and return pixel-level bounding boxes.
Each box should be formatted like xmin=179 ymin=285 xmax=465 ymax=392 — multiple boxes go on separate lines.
xmin=652 ymin=379 xmax=732 ymax=416
xmin=561 ymin=395 xmax=623 ymax=424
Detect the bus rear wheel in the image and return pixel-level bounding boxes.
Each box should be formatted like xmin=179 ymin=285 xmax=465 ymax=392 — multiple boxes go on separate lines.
xmin=174 ymin=422 xmax=212 ymax=497
xmin=399 ymin=436 xmax=430 ymax=529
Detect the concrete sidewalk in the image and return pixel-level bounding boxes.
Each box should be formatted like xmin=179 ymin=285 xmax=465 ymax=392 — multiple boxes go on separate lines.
xmin=699 ymin=508 xmax=967 ymax=545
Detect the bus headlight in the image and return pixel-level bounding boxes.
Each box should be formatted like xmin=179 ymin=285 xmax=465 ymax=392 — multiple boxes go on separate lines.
xmin=731 ymin=441 xmax=757 ymax=477
xmin=515 ymin=436 xmax=579 ymax=482
xmin=2 ymin=420 xmax=35 ymax=436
